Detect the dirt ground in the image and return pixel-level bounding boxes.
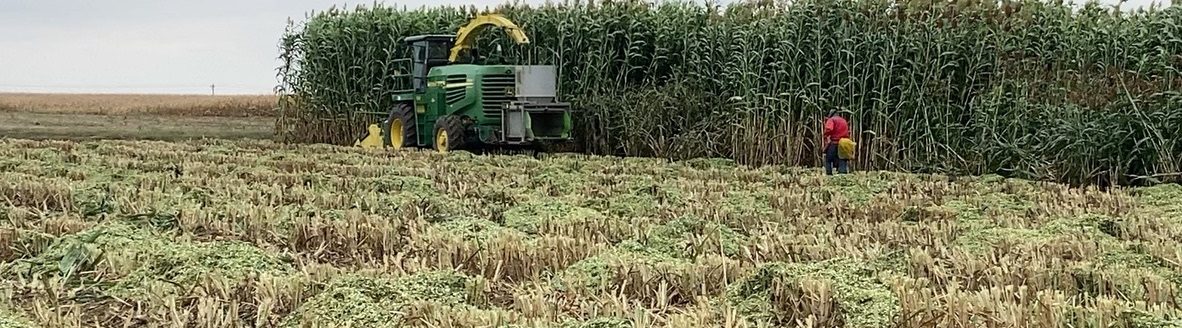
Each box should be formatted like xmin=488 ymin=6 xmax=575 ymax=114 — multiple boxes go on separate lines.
xmin=0 ymin=111 xmax=273 ymax=141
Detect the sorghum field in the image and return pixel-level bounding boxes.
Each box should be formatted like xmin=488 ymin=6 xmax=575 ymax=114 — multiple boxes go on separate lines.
xmin=0 ymin=138 xmax=1179 ymax=327
xmin=276 ymin=1 xmax=1182 ymax=186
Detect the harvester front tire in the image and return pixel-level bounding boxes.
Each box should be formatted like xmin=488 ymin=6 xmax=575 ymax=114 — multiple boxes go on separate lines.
xmin=433 ymin=115 xmax=467 ymax=153
xmin=383 ymin=103 xmax=416 ymax=149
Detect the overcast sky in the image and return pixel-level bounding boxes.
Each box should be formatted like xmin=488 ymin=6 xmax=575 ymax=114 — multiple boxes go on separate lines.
xmin=0 ymin=0 xmax=1162 ymax=95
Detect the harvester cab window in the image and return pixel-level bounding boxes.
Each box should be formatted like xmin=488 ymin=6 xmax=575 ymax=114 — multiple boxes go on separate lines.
xmin=407 ymin=38 xmax=454 ymax=92
xmin=412 ymin=42 xmax=447 ymax=61
xmin=427 ymin=42 xmax=449 ymax=60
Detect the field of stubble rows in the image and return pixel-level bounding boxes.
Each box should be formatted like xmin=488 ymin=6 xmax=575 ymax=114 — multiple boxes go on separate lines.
xmin=0 ymin=138 xmax=1179 ymax=327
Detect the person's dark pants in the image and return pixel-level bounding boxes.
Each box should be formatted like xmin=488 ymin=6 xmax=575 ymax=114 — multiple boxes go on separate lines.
xmin=825 ymin=143 xmax=849 ymax=175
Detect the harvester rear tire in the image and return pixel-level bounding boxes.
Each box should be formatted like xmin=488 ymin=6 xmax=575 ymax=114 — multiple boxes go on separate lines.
xmin=383 ymin=103 xmax=416 ymax=149
xmin=433 ymin=115 xmax=467 ymax=153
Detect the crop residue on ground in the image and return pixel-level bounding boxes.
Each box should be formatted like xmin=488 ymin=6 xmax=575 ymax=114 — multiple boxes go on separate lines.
xmin=0 ymin=138 xmax=1179 ymax=327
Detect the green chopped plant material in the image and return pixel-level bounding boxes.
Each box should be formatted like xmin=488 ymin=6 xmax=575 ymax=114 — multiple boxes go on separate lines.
xmin=680 ymin=157 xmax=737 ymax=170
xmin=554 ymin=249 xmax=688 ymax=292
xmin=436 ymin=216 xmax=522 ymax=241
xmin=0 ymin=308 xmax=36 ymax=328
xmin=554 ymin=251 xmax=628 ymax=292
xmin=955 ymin=214 xmax=1122 ymax=254
xmin=0 ymin=317 xmax=35 ymax=328
xmin=729 ymin=258 xmax=899 ymax=328
xmin=954 ymin=226 xmax=1047 ymax=253
xmin=944 ymin=200 xmax=987 ymax=222
xmin=3 ymin=137 xmax=1181 ymax=327
xmin=595 ymin=192 xmax=659 ymax=218
xmin=282 ymin=271 xmax=478 ymax=327
xmin=584 ymin=179 xmax=686 ymax=219
xmin=870 ymin=250 xmax=911 ymax=274
xmin=370 ymin=176 xmax=438 ymax=194
xmin=821 ymin=173 xmax=897 ymax=204
xmin=1125 ymin=312 xmax=1182 ymax=328
xmin=619 ymin=216 xmax=747 ymax=259
xmin=72 ymin=186 xmax=116 ymax=217
xmin=8 ymin=222 xmax=155 ymax=278
xmin=1134 ymin=184 xmax=1182 ymax=218
xmin=529 ymin=169 xmax=585 ymax=196
xmin=563 ymin=317 xmax=633 ymax=328
xmin=6 ymin=221 xmax=291 ymax=299
xmin=719 ymin=191 xmax=775 ymax=226
xmin=123 ymin=210 xmax=180 ymax=230
xmin=978 ymin=174 xmax=1007 ymax=184
xmin=1038 ymin=215 xmax=1170 ymax=269
xmin=503 ymin=201 xmax=606 ymax=234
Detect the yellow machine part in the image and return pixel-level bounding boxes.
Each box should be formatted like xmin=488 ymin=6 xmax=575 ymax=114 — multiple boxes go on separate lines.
xmin=448 ymin=14 xmax=530 ymax=63
xmin=838 ymin=138 xmax=857 ymax=160
xmin=355 ymin=124 xmax=384 ymax=149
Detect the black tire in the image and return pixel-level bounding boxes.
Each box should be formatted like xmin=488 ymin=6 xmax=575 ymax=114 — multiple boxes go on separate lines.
xmin=432 ymin=115 xmax=468 ymax=152
xmin=383 ymin=103 xmax=416 ymax=148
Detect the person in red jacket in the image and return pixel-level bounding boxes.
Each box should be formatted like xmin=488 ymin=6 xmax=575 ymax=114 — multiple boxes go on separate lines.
xmin=823 ymin=110 xmax=850 ymax=175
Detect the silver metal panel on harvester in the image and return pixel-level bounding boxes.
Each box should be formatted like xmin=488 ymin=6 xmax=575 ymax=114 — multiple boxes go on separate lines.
xmin=514 ymin=66 xmax=557 ymax=98
xmin=507 ymin=108 xmax=525 ymax=138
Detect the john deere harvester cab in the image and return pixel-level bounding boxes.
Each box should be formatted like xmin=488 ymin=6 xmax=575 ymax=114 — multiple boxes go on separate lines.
xmin=354 ymin=14 xmax=573 ymax=153
xmin=405 ymin=35 xmax=454 ymax=92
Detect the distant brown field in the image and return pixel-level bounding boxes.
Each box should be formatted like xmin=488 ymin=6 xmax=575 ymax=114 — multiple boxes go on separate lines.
xmin=0 ymin=93 xmax=276 ymax=117
xmin=0 ymin=93 xmax=277 ymax=141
